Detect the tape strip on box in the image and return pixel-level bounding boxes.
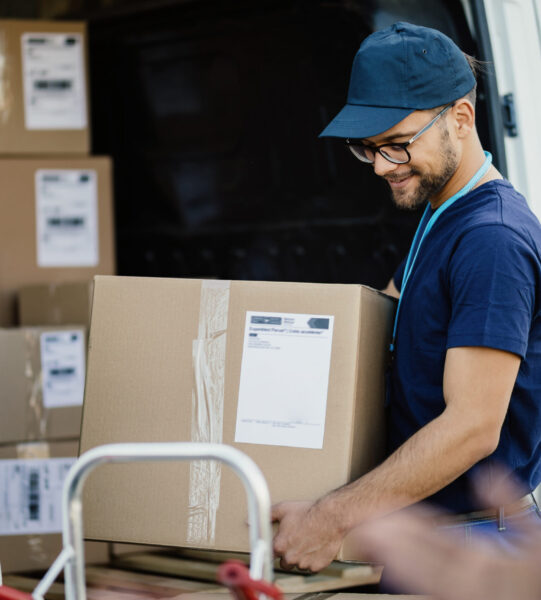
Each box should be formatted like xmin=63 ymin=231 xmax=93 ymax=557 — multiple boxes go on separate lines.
xmin=16 ymin=441 xmax=50 ymax=459
xmin=187 ymin=279 xmax=231 ymax=544
xmin=16 ymin=442 xmax=51 ymax=565
xmin=0 ymin=30 xmax=12 ymax=125
xmin=24 ymin=329 xmax=47 ymax=441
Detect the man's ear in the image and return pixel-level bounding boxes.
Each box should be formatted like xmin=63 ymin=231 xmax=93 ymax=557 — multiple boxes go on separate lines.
xmin=452 ymin=98 xmax=475 ymax=139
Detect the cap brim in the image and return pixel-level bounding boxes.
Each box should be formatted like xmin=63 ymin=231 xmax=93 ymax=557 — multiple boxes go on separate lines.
xmin=319 ymin=104 xmax=416 ymax=139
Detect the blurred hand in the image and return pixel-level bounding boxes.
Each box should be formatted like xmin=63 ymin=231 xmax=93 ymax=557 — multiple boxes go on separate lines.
xmin=355 ymin=469 xmax=541 ymax=600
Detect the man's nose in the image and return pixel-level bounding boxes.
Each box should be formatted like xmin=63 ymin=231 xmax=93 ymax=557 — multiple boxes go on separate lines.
xmin=373 ymin=152 xmax=400 ymax=177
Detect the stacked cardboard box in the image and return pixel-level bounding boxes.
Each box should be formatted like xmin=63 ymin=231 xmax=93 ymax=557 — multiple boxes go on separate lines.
xmin=0 ymin=326 xmax=109 ymax=573
xmin=0 ymin=441 xmax=108 ymax=573
xmin=18 ymin=281 xmax=94 ymax=328
xmin=0 ymin=19 xmax=115 ymax=326
xmin=0 ymin=20 xmax=90 ymax=155
xmin=0 ymin=326 xmax=86 ymax=444
xmin=0 ymin=18 xmax=114 ymax=573
xmin=0 ymin=156 xmax=114 ymax=326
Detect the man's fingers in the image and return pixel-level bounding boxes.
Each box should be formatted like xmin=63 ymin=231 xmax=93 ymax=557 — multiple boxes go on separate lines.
xmin=271 ymin=502 xmax=285 ymax=523
xmin=296 ymin=562 xmax=315 ymax=574
xmin=273 ymin=526 xmax=290 ymax=557
xmin=279 ymin=556 xmax=296 ymax=571
xmin=273 ymin=535 xmax=285 ymax=557
xmin=276 ymin=555 xmax=314 ymax=573
xmin=271 ymin=499 xmax=335 ymax=574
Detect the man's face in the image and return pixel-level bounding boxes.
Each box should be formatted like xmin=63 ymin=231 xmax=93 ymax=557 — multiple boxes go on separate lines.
xmin=363 ymin=110 xmax=459 ymax=210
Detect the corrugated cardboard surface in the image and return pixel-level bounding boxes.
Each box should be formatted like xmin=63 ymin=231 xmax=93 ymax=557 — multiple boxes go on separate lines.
xmin=18 ymin=281 xmax=94 ymax=327
xmin=0 ymin=326 xmax=86 ymax=444
xmin=80 ymin=276 xmax=395 ymax=561
xmin=0 ymin=157 xmax=115 ymax=326
xmin=0 ymin=440 xmax=109 ymax=574
xmin=0 ymin=19 xmax=90 ymax=154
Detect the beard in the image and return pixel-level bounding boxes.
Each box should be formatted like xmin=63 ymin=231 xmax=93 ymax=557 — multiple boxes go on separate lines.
xmin=387 ymin=128 xmax=459 ymax=210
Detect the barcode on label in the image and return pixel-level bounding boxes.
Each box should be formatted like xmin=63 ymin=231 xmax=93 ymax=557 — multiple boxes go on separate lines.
xmin=46 ymin=217 xmax=86 ymax=229
xmin=28 ymin=469 xmax=40 ymax=521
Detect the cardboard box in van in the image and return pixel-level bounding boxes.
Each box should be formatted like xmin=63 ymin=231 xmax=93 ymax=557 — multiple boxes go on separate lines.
xmin=0 ymin=157 xmax=115 ymax=326
xmin=0 ymin=326 xmax=87 ymax=444
xmin=18 ymin=281 xmax=94 ymax=327
xmin=0 ymin=440 xmax=108 ymax=574
xmin=79 ymin=276 xmax=395 ymax=561
xmin=0 ymin=19 xmax=90 ymax=155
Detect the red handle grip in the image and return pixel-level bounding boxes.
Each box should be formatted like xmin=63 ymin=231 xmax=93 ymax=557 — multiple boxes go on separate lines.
xmin=217 ymin=560 xmax=283 ymax=600
xmin=0 ymin=586 xmax=33 ymax=600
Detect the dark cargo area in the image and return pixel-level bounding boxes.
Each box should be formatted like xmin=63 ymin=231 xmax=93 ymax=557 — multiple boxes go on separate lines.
xmin=5 ymin=0 xmax=499 ymax=288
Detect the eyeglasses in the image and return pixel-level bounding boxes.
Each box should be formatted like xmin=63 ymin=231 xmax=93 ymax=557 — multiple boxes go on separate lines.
xmin=346 ymin=103 xmax=454 ymax=165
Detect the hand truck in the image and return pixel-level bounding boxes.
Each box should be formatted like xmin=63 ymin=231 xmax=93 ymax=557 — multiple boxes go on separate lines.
xmin=0 ymin=443 xmax=282 ymax=600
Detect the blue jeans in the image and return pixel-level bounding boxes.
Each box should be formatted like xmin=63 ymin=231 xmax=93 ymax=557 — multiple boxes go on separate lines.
xmin=438 ymin=503 xmax=541 ymax=553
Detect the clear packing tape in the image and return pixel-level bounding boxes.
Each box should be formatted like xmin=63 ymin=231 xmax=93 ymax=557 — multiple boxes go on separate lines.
xmin=0 ymin=31 xmax=12 ymax=126
xmin=16 ymin=442 xmax=51 ymax=568
xmin=24 ymin=329 xmax=48 ymax=441
xmin=187 ymin=280 xmax=231 ymax=544
xmin=16 ymin=441 xmax=50 ymax=460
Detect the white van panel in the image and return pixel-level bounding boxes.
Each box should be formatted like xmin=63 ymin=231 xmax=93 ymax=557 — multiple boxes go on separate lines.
xmin=483 ymin=0 xmax=541 ymax=217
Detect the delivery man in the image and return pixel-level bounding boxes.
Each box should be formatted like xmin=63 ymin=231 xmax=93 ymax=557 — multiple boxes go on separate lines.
xmin=271 ymin=22 xmax=541 ymax=573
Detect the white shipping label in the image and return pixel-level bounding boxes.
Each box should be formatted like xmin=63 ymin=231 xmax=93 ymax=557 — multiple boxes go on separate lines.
xmin=21 ymin=32 xmax=87 ymax=129
xmin=36 ymin=169 xmax=99 ymax=267
xmin=0 ymin=457 xmax=76 ymax=535
xmin=235 ymin=311 xmax=334 ymax=449
xmin=40 ymin=330 xmax=86 ymax=409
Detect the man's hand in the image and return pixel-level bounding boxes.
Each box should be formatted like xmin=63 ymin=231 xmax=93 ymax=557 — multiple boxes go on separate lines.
xmin=271 ymin=500 xmax=344 ymax=572
xmin=271 ymin=347 xmax=520 ymax=575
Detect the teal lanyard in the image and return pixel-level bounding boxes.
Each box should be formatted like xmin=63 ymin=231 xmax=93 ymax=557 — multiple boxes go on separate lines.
xmin=389 ymin=151 xmax=493 ymax=353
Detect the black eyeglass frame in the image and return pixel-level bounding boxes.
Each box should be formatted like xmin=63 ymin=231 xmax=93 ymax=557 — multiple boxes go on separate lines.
xmin=345 ymin=102 xmax=455 ymax=165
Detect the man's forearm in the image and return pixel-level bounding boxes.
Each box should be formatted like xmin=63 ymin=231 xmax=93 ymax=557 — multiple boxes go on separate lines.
xmin=315 ymin=406 xmax=496 ymax=532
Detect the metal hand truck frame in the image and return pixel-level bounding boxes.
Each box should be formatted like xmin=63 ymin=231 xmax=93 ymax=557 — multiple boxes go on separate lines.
xmin=0 ymin=443 xmax=280 ymax=600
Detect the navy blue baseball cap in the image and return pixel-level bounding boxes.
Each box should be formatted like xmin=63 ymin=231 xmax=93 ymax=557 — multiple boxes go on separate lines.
xmin=319 ymin=22 xmax=476 ymax=139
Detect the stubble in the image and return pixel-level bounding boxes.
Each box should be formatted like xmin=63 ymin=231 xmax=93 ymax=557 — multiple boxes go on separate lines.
xmin=389 ymin=128 xmax=459 ymax=210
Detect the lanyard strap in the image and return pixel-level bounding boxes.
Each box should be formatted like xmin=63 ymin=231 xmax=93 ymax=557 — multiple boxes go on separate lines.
xmin=389 ymin=151 xmax=493 ymax=353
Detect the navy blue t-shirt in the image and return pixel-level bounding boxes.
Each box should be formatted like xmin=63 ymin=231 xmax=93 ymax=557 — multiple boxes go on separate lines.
xmin=389 ymin=179 xmax=541 ymax=513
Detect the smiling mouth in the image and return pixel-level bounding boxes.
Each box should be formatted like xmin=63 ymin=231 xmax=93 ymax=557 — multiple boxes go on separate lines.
xmin=386 ymin=173 xmax=414 ymax=189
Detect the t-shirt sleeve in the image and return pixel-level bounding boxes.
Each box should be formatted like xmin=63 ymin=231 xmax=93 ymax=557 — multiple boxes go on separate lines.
xmin=446 ymin=225 xmax=538 ymax=358
xmin=393 ymin=257 xmax=407 ymax=292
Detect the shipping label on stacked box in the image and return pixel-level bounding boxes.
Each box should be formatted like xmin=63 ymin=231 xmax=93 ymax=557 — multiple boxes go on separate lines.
xmin=0 ymin=455 xmax=75 ymax=536
xmin=21 ymin=31 xmax=87 ymax=131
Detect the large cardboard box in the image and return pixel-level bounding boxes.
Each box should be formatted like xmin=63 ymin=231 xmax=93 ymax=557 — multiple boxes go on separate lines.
xmin=0 ymin=326 xmax=87 ymax=444
xmin=0 ymin=19 xmax=89 ymax=155
xmin=0 ymin=440 xmax=109 ymax=574
xmin=79 ymin=276 xmax=395 ymax=561
xmin=18 ymin=281 xmax=93 ymax=327
xmin=0 ymin=157 xmax=115 ymax=326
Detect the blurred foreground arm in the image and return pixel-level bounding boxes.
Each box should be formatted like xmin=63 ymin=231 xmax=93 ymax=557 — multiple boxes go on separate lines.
xmin=357 ymin=474 xmax=541 ymax=600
